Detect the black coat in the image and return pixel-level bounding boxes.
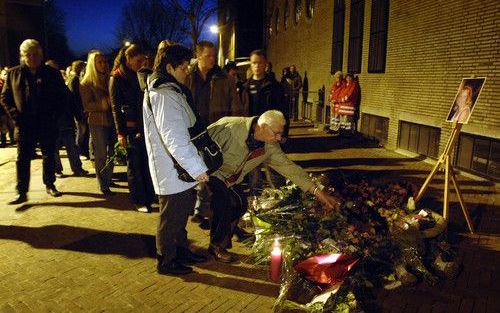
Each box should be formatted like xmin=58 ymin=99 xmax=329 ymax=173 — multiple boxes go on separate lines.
xmin=109 ymin=65 xmax=144 ymax=135
xmin=242 ymin=75 xmax=289 ymax=136
xmin=0 ymin=64 xmax=66 ymax=128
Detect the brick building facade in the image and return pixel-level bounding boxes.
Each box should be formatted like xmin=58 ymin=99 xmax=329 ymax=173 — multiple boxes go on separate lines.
xmin=263 ymin=0 xmax=499 ymax=180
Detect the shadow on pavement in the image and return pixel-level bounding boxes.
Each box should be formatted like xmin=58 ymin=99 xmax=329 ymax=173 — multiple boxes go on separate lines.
xmin=195 ymin=260 xmax=269 ymax=281
xmin=0 ymin=224 xmax=156 ymax=258
xmin=181 ymin=271 xmax=279 ymax=297
xmin=13 ymin=191 xmax=136 ymax=212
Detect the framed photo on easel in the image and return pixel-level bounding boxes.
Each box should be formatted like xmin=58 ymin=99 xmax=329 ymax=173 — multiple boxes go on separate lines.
xmin=446 ymin=77 xmax=486 ymax=124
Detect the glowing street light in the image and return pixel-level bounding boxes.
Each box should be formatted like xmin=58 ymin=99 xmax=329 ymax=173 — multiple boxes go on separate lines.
xmin=124 ymin=40 xmax=131 ymax=47
xmin=209 ymin=25 xmax=219 ymax=34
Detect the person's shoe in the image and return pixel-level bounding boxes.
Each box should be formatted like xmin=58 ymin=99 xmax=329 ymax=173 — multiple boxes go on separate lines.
xmin=102 ymin=189 xmax=115 ymax=196
xmin=157 ymin=259 xmax=193 ymax=275
xmin=8 ymin=193 xmax=27 ymax=205
xmin=46 ymin=186 xmax=62 ymax=197
xmin=73 ymin=169 xmax=89 ymax=176
xmin=136 ymin=205 xmax=152 ymax=213
xmin=176 ymin=247 xmax=208 ymax=265
xmin=55 ymin=171 xmax=65 ymax=178
xmin=234 ymin=227 xmax=255 ymax=242
xmin=208 ymin=244 xmax=237 ymax=263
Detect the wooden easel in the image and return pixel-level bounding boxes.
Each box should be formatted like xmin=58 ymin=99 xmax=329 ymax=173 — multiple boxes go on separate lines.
xmin=415 ymin=121 xmax=474 ymax=233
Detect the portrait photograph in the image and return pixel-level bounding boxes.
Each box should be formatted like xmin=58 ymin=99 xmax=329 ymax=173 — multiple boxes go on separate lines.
xmin=446 ymin=77 xmax=486 ymax=124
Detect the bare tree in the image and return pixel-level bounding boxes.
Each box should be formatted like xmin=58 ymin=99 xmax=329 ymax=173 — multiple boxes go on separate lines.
xmin=116 ymin=0 xmax=186 ymax=53
xmin=168 ymin=0 xmax=217 ymax=48
xmin=44 ymin=0 xmax=74 ymax=65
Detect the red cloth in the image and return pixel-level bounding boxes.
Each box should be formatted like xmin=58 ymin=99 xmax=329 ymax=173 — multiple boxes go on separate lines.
xmin=329 ymin=81 xmax=345 ymax=114
xmin=337 ymin=81 xmax=359 ymax=116
xmin=294 ymin=253 xmax=359 ymax=286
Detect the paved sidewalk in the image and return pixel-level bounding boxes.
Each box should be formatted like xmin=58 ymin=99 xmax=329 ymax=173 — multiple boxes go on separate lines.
xmin=0 ymin=133 xmax=498 ymax=312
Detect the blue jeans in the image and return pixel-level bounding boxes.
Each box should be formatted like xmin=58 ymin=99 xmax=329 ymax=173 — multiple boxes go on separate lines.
xmin=89 ymin=125 xmax=116 ymax=192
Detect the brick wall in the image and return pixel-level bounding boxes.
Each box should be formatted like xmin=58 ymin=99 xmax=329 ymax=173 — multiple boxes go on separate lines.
xmin=265 ymin=0 xmax=500 ymax=152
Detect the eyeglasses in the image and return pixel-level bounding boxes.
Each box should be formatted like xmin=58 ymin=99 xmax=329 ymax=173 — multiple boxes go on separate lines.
xmin=268 ymin=126 xmax=283 ymax=139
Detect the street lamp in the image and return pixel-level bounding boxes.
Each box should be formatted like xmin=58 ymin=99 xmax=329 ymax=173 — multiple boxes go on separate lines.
xmin=124 ymin=40 xmax=131 ymax=47
xmin=209 ymin=25 xmax=219 ymax=34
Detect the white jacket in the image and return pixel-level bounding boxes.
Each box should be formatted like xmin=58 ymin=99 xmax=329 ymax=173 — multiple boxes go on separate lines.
xmin=143 ymin=79 xmax=207 ymax=195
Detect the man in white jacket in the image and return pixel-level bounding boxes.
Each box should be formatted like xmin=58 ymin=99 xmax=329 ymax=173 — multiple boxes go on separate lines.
xmin=143 ymin=44 xmax=209 ymax=275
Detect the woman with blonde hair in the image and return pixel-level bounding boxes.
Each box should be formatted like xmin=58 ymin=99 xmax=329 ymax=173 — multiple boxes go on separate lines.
xmin=80 ymin=50 xmax=116 ymax=195
xmin=450 ymin=85 xmax=473 ymax=123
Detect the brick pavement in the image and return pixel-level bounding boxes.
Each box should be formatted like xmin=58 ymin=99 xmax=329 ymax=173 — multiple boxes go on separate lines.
xmin=0 ymin=132 xmax=498 ymax=313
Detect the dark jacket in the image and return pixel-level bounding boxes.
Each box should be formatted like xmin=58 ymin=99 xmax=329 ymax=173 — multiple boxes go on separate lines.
xmin=242 ymin=75 xmax=289 ymax=136
xmin=0 ymin=64 xmax=66 ymax=128
xmin=184 ymin=65 xmax=242 ymax=127
xmin=110 ymin=65 xmax=144 ymax=135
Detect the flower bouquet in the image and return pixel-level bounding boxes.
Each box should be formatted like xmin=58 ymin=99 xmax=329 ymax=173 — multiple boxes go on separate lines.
xmin=249 ymin=175 xmax=460 ymax=312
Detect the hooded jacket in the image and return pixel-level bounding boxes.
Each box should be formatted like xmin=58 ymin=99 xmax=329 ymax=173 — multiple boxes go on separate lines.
xmin=143 ymin=72 xmax=207 ymax=195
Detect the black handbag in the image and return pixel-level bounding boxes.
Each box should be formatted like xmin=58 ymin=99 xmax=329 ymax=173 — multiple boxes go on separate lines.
xmin=144 ymin=71 xmax=223 ymax=182
xmin=175 ymin=129 xmax=223 ymax=182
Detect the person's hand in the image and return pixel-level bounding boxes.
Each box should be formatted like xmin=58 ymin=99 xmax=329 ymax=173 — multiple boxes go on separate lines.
xmin=196 ymin=173 xmax=209 ymax=183
xmin=117 ymin=134 xmax=127 ymax=148
xmin=315 ymin=190 xmax=342 ymax=211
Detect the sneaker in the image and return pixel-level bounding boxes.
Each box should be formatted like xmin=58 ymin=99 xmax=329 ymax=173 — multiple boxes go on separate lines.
xmin=55 ymin=172 xmax=65 ymax=178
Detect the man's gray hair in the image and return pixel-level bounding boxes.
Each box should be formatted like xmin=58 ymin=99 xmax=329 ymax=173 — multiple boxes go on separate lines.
xmin=257 ymin=110 xmax=286 ymax=128
xmin=19 ymin=39 xmax=42 ymax=55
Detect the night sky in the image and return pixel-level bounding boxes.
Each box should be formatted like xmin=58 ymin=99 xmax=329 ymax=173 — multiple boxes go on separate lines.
xmin=57 ymin=0 xmax=217 ymax=57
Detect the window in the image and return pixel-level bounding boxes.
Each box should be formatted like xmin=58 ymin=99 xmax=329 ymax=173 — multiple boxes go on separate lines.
xmin=294 ymin=0 xmax=302 ymax=24
xmin=306 ymin=0 xmax=315 ymax=18
xmin=368 ymin=0 xmax=389 ymax=73
xmin=398 ymin=121 xmax=440 ymax=158
xmin=361 ymin=113 xmax=389 ymax=145
xmin=331 ymin=0 xmax=345 ymax=74
xmin=267 ymin=12 xmax=273 ymax=37
xmin=455 ymin=133 xmax=500 ymax=181
xmin=284 ymin=0 xmax=290 ymax=31
xmin=275 ymin=8 xmax=280 ymax=34
xmin=348 ymin=0 xmax=365 ymax=74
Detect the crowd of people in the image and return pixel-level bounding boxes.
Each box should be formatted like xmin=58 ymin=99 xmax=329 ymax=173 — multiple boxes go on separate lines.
xmin=0 ymin=38 xmax=340 ymax=276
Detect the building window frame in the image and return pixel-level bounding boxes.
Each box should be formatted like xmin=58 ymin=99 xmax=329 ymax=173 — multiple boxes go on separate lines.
xmin=275 ymin=8 xmax=280 ymax=34
xmin=284 ymin=0 xmax=290 ymax=31
xmin=361 ymin=113 xmax=389 ymax=145
xmin=455 ymin=133 xmax=499 ymax=181
xmin=348 ymin=0 xmax=365 ymax=74
xmin=368 ymin=0 xmax=389 ymax=73
xmin=294 ymin=0 xmax=302 ymax=25
xmin=331 ymin=0 xmax=345 ymax=74
xmin=398 ymin=121 xmax=440 ymax=159
xmin=306 ymin=0 xmax=315 ymax=18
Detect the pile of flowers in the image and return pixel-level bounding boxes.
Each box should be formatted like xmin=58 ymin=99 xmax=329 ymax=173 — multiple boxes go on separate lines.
xmin=249 ymin=175 xmax=458 ymax=313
